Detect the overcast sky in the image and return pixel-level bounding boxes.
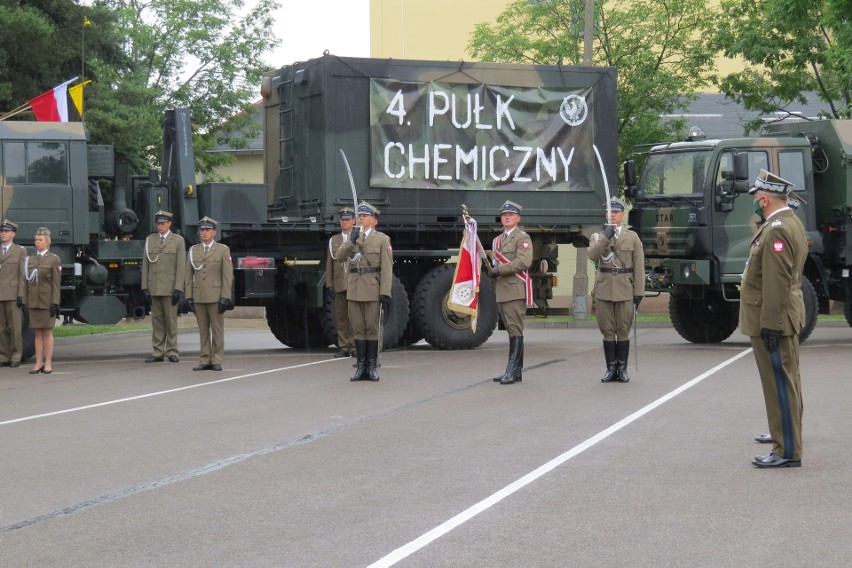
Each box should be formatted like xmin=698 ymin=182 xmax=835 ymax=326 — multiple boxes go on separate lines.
xmin=261 ymin=0 xmax=371 ymax=67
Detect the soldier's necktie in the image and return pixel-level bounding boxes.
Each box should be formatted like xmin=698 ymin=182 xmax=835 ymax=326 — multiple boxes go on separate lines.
xmin=2 ymin=246 xmax=7 ymax=255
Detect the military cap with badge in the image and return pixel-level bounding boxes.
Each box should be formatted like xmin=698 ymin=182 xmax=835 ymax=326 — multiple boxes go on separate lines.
xmin=500 ymin=200 xmax=523 ymax=215
xmin=154 ymin=210 xmax=174 ymax=223
xmin=338 ymin=207 xmax=355 ymax=220
xmin=356 ymin=201 xmax=380 ymax=217
xmin=1 ymin=219 xmax=18 ymax=232
xmin=198 ymin=216 xmax=218 ymax=230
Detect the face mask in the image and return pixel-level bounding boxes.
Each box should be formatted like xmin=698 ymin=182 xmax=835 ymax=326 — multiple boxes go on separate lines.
xmin=753 ymin=197 xmax=764 ymax=218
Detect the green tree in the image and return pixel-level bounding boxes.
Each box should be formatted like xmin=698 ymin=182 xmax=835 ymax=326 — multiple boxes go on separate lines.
xmin=468 ymin=0 xmax=717 ymax=165
xmin=711 ymin=0 xmax=851 ymax=132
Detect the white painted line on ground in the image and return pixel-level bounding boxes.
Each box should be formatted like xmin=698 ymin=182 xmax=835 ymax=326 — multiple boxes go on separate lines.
xmin=0 ymin=359 xmax=339 ymax=427
xmin=368 ymin=347 xmax=754 ymax=568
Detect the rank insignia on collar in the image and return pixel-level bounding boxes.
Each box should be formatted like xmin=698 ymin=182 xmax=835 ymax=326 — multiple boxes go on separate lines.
xmin=771 ymin=220 xmax=783 ymax=227
xmin=772 ymin=240 xmax=785 ymax=252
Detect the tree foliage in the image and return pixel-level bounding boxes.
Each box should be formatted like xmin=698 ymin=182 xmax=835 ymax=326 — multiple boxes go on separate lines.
xmin=711 ymin=0 xmax=851 ymax=132
xmin=468 ymin=0 xmax=716 ymax=164
xmin=0 ymin=0 xmax=279 ymax=175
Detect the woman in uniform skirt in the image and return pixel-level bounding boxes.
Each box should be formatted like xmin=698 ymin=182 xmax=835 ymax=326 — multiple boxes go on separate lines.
xmin=25 ymin=227 xmax=61 ymax=374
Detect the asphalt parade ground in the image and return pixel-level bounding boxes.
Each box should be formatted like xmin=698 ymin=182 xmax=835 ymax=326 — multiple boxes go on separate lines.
xmin=2 ymin=320 xmax=852 ymax=567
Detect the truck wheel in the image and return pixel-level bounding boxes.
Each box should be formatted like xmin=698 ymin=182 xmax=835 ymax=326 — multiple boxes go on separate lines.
xmin=413 ymin=263 xmax=497 ymax=350
xmin=381 ymin=276 xmax=410 ymax=349
xmin=669 ymin=293 xmax=738 ymax=343
xmin=266 ymin=304 xmax=329 ymax=349
xmin=21 ymin=311 xmax=35 ymax=362
xmin=799 ymin=276 xmax=818 ymax=343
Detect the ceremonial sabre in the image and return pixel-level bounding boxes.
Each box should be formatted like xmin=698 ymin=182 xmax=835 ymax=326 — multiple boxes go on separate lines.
xmin=339 ymin=149 xmax=358 ymax=208
xmin=593 ymin=144 xmax=612 ymax=222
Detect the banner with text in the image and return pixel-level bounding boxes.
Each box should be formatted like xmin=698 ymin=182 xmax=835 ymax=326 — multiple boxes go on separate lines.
xmin=369 ymin=79 xmax=597 ymax=192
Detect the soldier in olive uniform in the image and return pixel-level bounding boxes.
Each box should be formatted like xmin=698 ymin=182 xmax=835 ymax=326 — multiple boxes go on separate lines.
xmin=739 ymin=170 xmax=807 ymax=468
xmin=338 ymin=201 xmax=392 ymax=382
xmin=185 ymin=217 xmax=234 ymax=371
xmin=142 ymin=211 xmax=186 ymax=363
xmin=490 ymin=200 xmax=533 ymax=385
xmin=326 ymin=207 xmax=356 ymax=358
xmin=588 ymin=198 xmax=644 ymax=383
xmin=25 ymin=227 xmax=61 ymax=374
xmin=1 ymin=220 xmax=27 ymax=367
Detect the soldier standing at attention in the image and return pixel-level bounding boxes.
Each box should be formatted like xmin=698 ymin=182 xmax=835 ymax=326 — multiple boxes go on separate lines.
xmin=185 ymin=217 xmax=233 ymax=371
xmin=490 ymin=200 xmax=533 ymax=385
xmin=740 ymin=170 xmax=807 ymax=468
xmin=588 ymin=198 xmax=644 ymax=383
xmin=141 ymin=211 xmax=186 ymax=363
xmin=1 ymin=220 xmax=26 ymax=368
xmin=338 ymin=201 xmax=392 ymax=382
xmin=24 ymin=227 xmax=61 ymax=374
xmin=326 ymin=207 xmax=356 ymax=358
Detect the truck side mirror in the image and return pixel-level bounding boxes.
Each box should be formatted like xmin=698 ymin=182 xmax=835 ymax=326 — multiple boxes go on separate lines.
xmin=623 ymin=160 xmax=637 ymax=198
xmin=732 ymin=152 xmax=750 ymax=193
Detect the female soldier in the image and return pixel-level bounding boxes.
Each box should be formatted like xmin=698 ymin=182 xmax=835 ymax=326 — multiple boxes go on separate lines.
xmin=25 ymin=227 xmax=61 ymax=374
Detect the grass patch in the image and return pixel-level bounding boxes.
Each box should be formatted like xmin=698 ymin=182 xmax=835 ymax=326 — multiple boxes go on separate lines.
xmin=53 ymin=323 xmax=149 ymax=338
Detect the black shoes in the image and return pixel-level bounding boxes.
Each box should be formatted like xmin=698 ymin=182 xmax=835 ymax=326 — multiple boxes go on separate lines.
xmin=145 ymin=356 xmax=164 ymax=363
xmin=755 ymin=433 xmax=773 ymax=444
xmin=193 ymin=364 xmax=213 ymax=371
xmin=168 ymin=355 xmax=179 ymax=363
xmin=333 ymin=350 xmax=351 ymax=358
xmin=9 ymin=361 xmax=20 ymax=368
xmin=211 ymin=364 xmax=223 ymax=371
xmin=752 ymin=453 xmax=801 ymax=468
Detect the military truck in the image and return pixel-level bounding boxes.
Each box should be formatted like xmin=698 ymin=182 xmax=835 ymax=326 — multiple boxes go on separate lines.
xmin=1 ymin=54 xmax=618 ymax=355
xmin=623 ymin=119 xmax=852 ymax=343
xmin=216 ymin=54 xmax=618 ymax=350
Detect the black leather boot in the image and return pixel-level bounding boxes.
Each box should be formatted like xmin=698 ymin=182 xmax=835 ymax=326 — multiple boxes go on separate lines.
xmin=601 ymin=340 xmax=618 ymax=382
xmin=493 ymin=337 xmax=516 ymax=382
xmin=512 ymin=336 xmax=524 ymax=382
xmin=366 ymin=339 xmax=380 ymax=381
xmin=500 ymin=336 xmax=522 ymax=385
xmin=350 ymin=339 xmax=367 ymax=381
xmin=616 ymin=340 xmax=630 ymax=383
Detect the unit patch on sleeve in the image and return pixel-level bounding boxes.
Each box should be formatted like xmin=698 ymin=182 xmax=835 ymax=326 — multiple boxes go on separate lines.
xmin=772 ymin=240 xmax=785 ymax=253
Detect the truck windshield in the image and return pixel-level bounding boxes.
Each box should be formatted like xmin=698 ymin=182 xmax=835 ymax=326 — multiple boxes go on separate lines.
xmin=639 ymin=150 xmax=713 ymax=196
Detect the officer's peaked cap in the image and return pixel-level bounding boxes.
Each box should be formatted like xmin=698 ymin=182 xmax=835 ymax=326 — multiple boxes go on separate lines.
xmin=749 ymin=169 xmax=794 ymax=195
xmin=198 ymin=216 xmax=218 ymax=229
xmin=0 ymin=219 xmax=18 ymax=232
xmin=338 ymin=207 xmax=356 ymax=220
xmin=154 ymin=210 xmax=173 ymax=223
xmin=500 ymin=200 xmax=523 ymax=214
xmin=357 ymin=201 xmax=380 ymax=217
xmin=607 ymin=198 xmax=626 ymax=212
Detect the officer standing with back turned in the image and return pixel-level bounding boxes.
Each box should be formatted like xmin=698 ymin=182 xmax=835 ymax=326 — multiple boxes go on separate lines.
xmin=142 ymin=210 xmax=186 ymax=363
xmin=337 ymin=201 xmax=392 ymax=382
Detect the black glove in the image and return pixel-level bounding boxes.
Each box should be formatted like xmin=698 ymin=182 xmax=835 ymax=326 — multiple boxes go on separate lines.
xmin=186 ymin=299 xmax=195 ymax=314
xmin=142 ymin=289 xmax=152 ymax=304
xmin=350 ymin=227 xmax=360 ymax=242
xmin=760 ymin=328 xmax=781 ymax=352
xmin=490 ymin=266 xmax=500 ymax=278
xmin=218 ymin=298 xmax=234 ymax=314
xmin=49 ymin=304 xmax=59 ymax=318
xmin=172 ymin=290 xmax=183 ymax=306
xmin=328 ymin=288 xmax=335 ymax=299
xmin=634 ymin=296 xmax=643 ymax=308
xmin=16 ymin=297 xmax=23 ymax=308
xmin=379 ymin=295 xmax=390 ymax=314
xmin=603 ymin=224 xmax=616 ymax=239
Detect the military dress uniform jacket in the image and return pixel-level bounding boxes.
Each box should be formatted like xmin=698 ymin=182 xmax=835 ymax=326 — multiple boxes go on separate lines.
xmin=493 ymin=229 xmax=533 ymax=303
xmin=338 ymin=230 xmax=392 ymax=301
xmin=185 ymin=242 xmax=234 ymax=303
xmin=589 ymin=228 xmax=645 ymax=302
xmin=739 ymin=209 xmax=806 ymax=336
xmin=142 ymin=232 xmax=186 ymax=296
xmin=325 ymin=233 xmax=350 ymax=294
xmin=25 ymin=252 xmax=61 ymax=308
xmin=0 ymin=243 xmax=27 ymax=301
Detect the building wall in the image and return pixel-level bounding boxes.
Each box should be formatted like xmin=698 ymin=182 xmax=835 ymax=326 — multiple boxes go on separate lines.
xmin=210 ymin=153 xmax=264 ymax=184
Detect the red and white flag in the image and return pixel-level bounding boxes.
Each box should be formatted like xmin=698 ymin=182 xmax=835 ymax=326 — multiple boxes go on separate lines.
xmin=447 ymin=214 xmax=481 ymax=333
xmin=28 ymin=77 xmax=78 ymax=122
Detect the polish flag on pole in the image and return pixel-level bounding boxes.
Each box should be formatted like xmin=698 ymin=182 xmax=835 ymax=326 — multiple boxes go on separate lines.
xmin=28 ymin=77 xmax=79 ymax=122
xmin=447 ymin=214 xmax=481 ymax=333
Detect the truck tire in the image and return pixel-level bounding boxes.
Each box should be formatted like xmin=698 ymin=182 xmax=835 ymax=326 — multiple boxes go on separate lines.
xmin=413 ymin=263 xmax=497 ymax=350
xmin=799 ymin=276 xmax=818 ymax=343
xmin=21 ymin=310 xmax=35 ymax=362
xmin=669 ymin=292 xmax=738 ymax=343
xmin=382 ymin=276 xmax=410 ymax=349
xmin=318 ymin=277 xmax=410 ymax=349
xmin=266 ymin=304 xmax=329 ymax=349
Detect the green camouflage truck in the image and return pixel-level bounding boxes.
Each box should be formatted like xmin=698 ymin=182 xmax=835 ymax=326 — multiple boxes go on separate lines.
xmin=623 ymin=119 xmax=852 ymax=343
xmin=1 ymin=54 xmax=618 ymax=355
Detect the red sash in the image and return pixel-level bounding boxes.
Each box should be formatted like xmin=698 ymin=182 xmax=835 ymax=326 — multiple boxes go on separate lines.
xmin=492 ymin=235 xmax=534 ymax=307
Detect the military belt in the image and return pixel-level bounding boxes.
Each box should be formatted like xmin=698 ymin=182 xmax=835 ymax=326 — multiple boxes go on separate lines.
xmin=356 ymin=267 xmax=381 ymax=274
xmin=599 ymin=267 xmax=633 ymax=274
